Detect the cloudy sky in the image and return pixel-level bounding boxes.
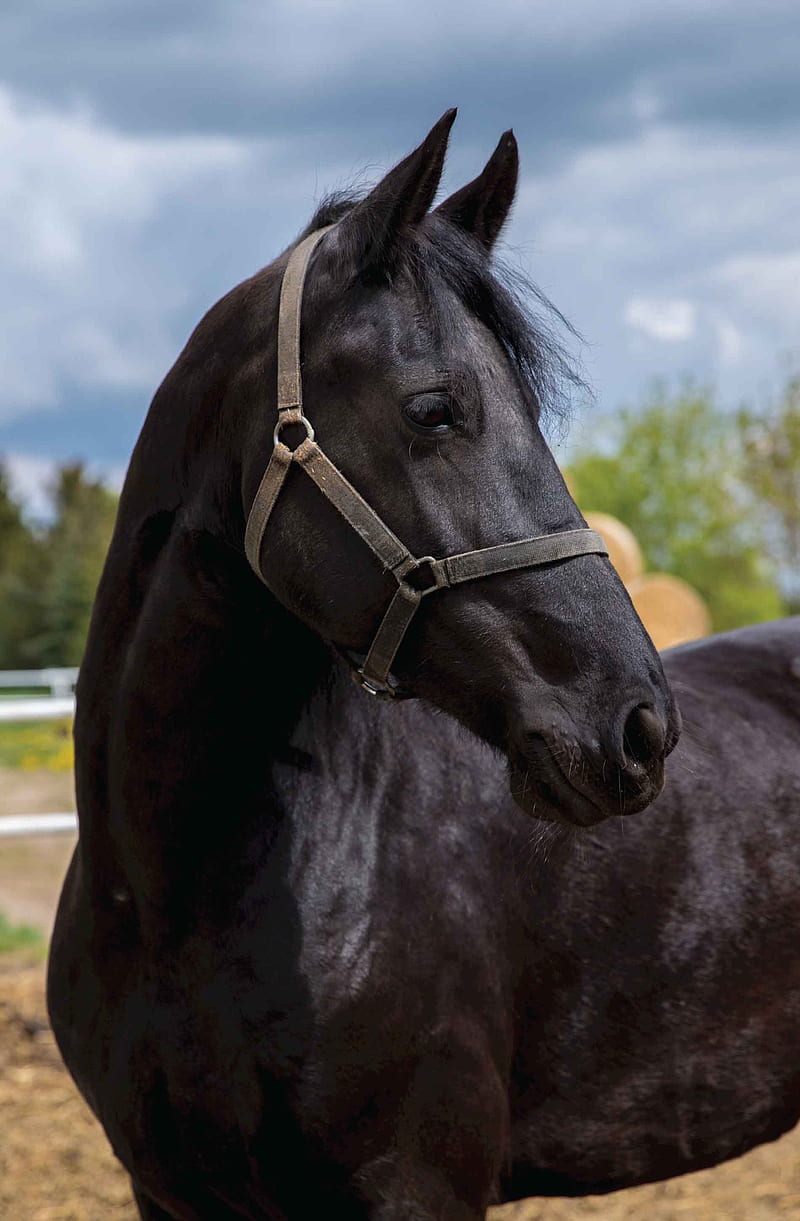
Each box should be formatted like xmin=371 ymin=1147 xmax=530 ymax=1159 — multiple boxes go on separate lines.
xmin=1 ymin=0 xmax=799 ymax=510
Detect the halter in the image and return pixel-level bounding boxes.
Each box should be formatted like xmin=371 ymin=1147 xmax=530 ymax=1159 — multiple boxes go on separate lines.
xmin=245 ymin=227 xmax=608 ymax=698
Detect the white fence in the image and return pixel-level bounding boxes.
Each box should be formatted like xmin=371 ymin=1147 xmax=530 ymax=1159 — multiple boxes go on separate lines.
xmin=0 ymin=695 xmax=75 ymax=723
xmin=0 ymin=667 xmax=78 ymax=697
xmin=0 ymin=669 xmax=78 ymax=837
xmin=0 ymin=812 xmax=77 ymax=836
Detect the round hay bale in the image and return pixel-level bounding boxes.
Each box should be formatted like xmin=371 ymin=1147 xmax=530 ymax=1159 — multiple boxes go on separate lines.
xmin=583 ymin=512 xmax=644 ymax=585
xmin=627 ymin=573 xmax=712 ymax=651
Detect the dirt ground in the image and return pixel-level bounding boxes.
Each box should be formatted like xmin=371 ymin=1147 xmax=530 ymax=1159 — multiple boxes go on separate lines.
xmin=0 ymin=767 xmax=75 ymax=932
xmin=4 ymin=960 xmax=800 ymax=1221
xmin=4 ymin=778 xmax=800 ymax=1220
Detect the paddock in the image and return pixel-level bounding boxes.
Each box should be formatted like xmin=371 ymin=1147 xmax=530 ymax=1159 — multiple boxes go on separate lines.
xmin=5 ymin=958 xmax=800 ymax=1220
xmin=4 ymin=798 xmax=800 ymax=1221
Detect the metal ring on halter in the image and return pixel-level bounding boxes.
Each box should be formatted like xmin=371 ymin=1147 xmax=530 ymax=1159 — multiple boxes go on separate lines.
xmin=401 ymin=556 xmax=447 ymax=599
xmin=273 ymin=414 xmax=315 ymax=448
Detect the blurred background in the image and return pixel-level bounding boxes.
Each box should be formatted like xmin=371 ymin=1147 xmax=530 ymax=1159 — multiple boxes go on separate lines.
xmin=1 ymin=2 xmax=799 ymax=1218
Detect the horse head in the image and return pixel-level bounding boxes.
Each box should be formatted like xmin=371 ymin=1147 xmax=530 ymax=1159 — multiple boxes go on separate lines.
xmin=221 ymin=111 xmax=680 ymax=825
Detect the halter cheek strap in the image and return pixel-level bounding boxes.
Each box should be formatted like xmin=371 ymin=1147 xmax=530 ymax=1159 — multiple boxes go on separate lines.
xmin=244 ymin=227 xmax=608 ymax=698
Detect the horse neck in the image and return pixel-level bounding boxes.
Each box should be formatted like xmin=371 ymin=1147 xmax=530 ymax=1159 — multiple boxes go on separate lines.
xmin=74 ymin=508 xmax=366 ymax=910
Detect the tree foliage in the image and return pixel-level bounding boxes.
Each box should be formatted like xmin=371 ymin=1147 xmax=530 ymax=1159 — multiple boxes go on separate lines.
xmin=34 ymin=464 xmax=119 ymax=666
xmin=738 ymin=374 xmax=800 ymax=608
xmin=0 ymin=462 xmax=118 ymax=668
xmin=566 ymin=383 xmax=786 ymax=632
xmin=0 ymin=468 xmax=40 ymax=668
xmin=0 ymin=377 xmax=796 ymax=668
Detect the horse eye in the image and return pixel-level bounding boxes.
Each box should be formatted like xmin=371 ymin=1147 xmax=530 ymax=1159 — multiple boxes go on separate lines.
xmin=403 ymin=395 xmax=454 ymax=434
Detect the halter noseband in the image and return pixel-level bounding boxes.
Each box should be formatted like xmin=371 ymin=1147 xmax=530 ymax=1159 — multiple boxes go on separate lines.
xmin=244 ymin=227 xmax=608 ymax=699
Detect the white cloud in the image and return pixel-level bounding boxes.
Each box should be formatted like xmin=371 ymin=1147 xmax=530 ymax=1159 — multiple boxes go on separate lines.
xmin=0 ymin=56 xmax=799 ymax=465
xmin=511 ymin=121 xmax=800 ymax=404
xmin=4 ymin=451 xmax=127 ymax=520
xmin=4 ymin=453 xmax=57 ymax=519
xmin=519 ymin=124 xmax=800 ymax=261
xmin=242 ymin=0 xmax=800 ymax=78
xmin=629 ymin=84 xmax=663 ymax=124
xmin=624 ymin=296 xmax=696 ymax=342
xmin=712 ymin=250 xmax=800 ymax=326
xmin=713 ymin=316 xmax=746 ymax=366
xmin=0 ymin=86 xmax=251 ymax=419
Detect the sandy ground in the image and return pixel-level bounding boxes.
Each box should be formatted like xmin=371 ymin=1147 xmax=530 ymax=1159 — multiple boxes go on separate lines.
xmin=0 ymin=767 xmax=75 ymax=931
xmin=4 ymin=774 xmax=800 ymax=1220
xmin=5 ymin=960 xmax=800 ymax=1221
xmin=0 ymin=769 xmax=75 ymax=819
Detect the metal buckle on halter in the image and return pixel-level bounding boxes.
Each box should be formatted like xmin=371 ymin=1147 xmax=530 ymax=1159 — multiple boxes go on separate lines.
xmin=356 ymin=671 xmax=415 ymax=700
xmin=359 ymin=673 xmax=394 ymax=697
xmin=348 ymin=661 xmax=404 ymax=699
xmin=355 ymin=557 xmax=447 ymax=697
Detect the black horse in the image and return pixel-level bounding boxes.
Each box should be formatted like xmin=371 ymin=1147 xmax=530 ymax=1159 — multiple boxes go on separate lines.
xmin=47 ymin=112 xmax=798 ymax=1220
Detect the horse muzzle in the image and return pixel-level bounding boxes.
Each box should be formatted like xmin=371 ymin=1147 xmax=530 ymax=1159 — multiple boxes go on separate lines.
xmin=508 ymin=700 xmax=680 ymax=826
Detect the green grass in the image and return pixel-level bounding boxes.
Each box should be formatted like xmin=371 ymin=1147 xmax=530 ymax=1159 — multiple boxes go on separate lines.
xmin=0 ymin=910 xmax=44 ymax=954
xmin=0 ymin=718 xmax=73 ymax=771
xmin=0 ymin=687 xmax=50 ymax=697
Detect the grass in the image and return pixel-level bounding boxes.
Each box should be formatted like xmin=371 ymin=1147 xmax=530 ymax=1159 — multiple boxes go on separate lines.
xmin=0 ymin=910 xmax=44 ymax=955
xmin=0 ymin=705 xmax=72 ymax=963
xmin=0 ymin=719 xmax=73 ymax=771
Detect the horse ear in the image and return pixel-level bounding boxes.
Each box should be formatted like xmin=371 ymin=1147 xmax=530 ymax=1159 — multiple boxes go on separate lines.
xmin=337 ymin=108 xmax=457 ymax=276
xmin=435 ymin=130 xmax=518 ymax=253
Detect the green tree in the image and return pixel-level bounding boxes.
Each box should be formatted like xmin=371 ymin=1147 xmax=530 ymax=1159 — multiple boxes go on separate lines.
xmin=0 ymin=465 xmax=45 ymax=668
xmin=738 ymin=374 xmax=800 ymax=610
xmin=566 ymin=384 xmax=785 ymax=632
xmin=31 ymin=463 xmax=119 ymax=666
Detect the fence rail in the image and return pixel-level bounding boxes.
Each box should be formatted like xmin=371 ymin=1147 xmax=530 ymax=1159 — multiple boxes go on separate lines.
xmin=0 ymin=667 xmax=78 ymax=696
xmin=0 ymin=695 xmax=75 ymax=723
xmin=0 ymin=669 xmax=78 ymax=836
xmin=0 ymin=812 xmax=78 ymax=837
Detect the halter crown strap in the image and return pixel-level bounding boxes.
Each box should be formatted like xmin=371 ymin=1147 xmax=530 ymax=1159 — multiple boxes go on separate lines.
xmin=276 ymin=226 xmax=333 ymax=415
xmin=244 ymin=226 xmax=608 ymax=698
xmin=244 ymin=228 xmax=332 ymax=574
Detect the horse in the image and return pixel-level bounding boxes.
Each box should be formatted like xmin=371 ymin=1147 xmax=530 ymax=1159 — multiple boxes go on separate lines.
xmin=501 ymin=616 xmax=800 ymax=1200
xmin=46 ymin=110 xmax=795 ymax=1220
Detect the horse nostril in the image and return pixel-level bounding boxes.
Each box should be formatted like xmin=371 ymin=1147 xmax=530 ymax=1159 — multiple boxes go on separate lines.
xmin=623 ymin=704 xmax=666 ymax=767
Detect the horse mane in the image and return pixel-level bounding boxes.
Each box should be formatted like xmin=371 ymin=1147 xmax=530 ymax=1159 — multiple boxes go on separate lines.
xmin=302 ymin=191 xmax=585 ymax=427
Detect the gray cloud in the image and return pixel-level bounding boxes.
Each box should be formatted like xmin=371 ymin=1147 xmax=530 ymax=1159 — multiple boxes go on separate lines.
xmin=0 ymin=0 xmax=799 ymax=499
xmin=2 ymin=1 xmax=798 ymax=154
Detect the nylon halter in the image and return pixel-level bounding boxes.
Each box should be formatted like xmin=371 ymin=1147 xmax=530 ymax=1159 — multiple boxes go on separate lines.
xmin=245 ymin=226 xmax=608 ymax=698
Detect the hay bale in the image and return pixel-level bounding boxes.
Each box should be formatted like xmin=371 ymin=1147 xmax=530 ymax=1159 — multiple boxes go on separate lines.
xmin=627 ymin=573 xmax=712 ymax=651
xmin=583 ymin=513 xmax=644 ymax=585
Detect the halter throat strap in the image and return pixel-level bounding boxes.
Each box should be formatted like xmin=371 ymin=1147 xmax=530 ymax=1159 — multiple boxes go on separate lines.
xmin=244 ymin=227 xmax=608 ymax=698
